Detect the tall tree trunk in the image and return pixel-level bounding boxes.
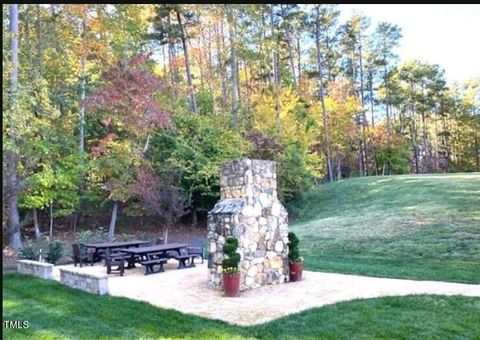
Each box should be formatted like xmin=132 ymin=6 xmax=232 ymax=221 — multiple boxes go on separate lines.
xmin=218 ymin=21 xmax=227 ymax=109
xmin=410 ymin=82 xmax=420 ymax=174
xmin=358 ymin=33 xmax=368 ymax=176
xmin=358 ymin=35 xmax=365 ymax=107
xmin=79 ymin=11 xmax=87 ymax=156
xmin=33 ymin=209 xmax=41 ymax=239
xmin=192 ymin=207 xmax=198 ymax=227
xmin=162 ymin=227 xmax=169 ymax=244
xmin=24 ymin=7 xmax=33 ymax=75
xmin=384 ymin=64 xmax=392 ymax=139
xmin=315 ymin=7 xmax=333 ymax=183
xmin=162 ymin=45 xmax=168 ymax=79
xmin=243 ymin=59 xmax=250 ymax=99
xmin=7 ymin=4 xmax=22 ymax=250
xmin=280 ymin=5 xmax=296 ymax=85
xmin=420 ymin=87 xmax=430 ymax=172
xmin=108 ymin=201 xmax=118 ymax=239
xmin=337 ymin=154 xmax=342 ymax=180
xmin=194 ymin=38 xmax=205 ymax=89
xmin=441 ymin=113 xmax=450 ymax=172
xmin=205 ymin=26 xmax=216 ymax=113
xmin=49 ymin=204 xmax=54 ymax=240
xmin=296 ymin=37 xmax=302 ymax=89
xmin=369 ymin=73 xmax=378 ymax=175
xmin=176 ymin=10 xmax=198 ymax=115
xmin=433 ymin=110 xmax=439 ymax=172
xmin=35 ymin=4 xmax=44 ymax=76
xmin=168 ymin=41 xmax=176 ymax=86
xmin=227 ymin=5 xmax=239 ymax=127
xmin=271 ymin=4 xmax=281 ymax=135
xmin=474 ymin=107 xmax=480 ymax=171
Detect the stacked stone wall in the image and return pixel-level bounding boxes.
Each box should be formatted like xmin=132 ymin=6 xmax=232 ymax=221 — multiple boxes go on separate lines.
xmin=59 ymin=268 xmax=108 ymax=295
xmin=17 ymin=260 xmax=53 ymax=280
xmin=208 ymin=159 xmax=289 ymax=291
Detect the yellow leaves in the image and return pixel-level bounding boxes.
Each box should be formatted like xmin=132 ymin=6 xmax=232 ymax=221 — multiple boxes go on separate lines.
xmin=251 ymin=86 xmax=301 ymax=138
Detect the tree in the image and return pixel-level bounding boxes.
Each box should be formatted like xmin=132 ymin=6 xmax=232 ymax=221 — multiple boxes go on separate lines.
xmin=86 ymin=54 xmax=170 ymax=237
xmin=6 ymin=4 xmax=22 ymax=250
xmin=372 ymin=22 xmax=402 ymax=141
xmin=130 ymin=168 xmax=188 ymax=243
xmin=313 ymin=5 xmax=333 ymax=182
xmin=226 ymin=4 xmax=239 ymax=126
xmin=149 ymin=5 xmax=198 ymax=114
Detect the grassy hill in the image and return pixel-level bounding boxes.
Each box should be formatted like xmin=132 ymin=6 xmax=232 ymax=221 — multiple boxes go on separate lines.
xmin=290 ymin=173 xmax=480 ymax=283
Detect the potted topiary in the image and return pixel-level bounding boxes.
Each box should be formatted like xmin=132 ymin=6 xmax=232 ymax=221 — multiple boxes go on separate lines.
xmin=288 ymin=232 xmax=303 ymax=282
xmin=221 ymin=236 xmax=241 ymax=297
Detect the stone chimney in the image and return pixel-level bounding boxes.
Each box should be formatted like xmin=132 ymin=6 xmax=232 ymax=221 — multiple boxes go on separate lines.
xmin=207 ymin=159 xmax=289 ymax=291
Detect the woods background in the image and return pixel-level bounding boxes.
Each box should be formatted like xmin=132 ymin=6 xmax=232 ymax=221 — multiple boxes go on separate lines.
xmin=3 ymin=4 xmax=479 ymax=250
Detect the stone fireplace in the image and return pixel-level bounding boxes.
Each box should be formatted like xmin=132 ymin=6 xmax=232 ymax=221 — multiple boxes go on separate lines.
xmin=207 ymin=159 xmax=289 ymax=291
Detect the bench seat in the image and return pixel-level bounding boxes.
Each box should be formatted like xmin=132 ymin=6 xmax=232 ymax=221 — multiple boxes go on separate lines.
xmin=171 ymin=254 xmax=202 ymax=269
xmin=141 ymin=258 xmax=168 ymax=275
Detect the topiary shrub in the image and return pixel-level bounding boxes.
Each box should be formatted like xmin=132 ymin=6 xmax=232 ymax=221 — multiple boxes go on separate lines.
xmin=288 ymin=232 xmax=303 ymax=263
xmin=221 ymin=236 xmax=240 ymax=275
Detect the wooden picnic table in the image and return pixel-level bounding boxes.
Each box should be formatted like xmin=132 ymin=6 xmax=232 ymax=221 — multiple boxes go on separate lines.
xmin=117 ymin=243 xmax=188 ymax=271
xmin=82 ymin=240 xmax=151 ymax=263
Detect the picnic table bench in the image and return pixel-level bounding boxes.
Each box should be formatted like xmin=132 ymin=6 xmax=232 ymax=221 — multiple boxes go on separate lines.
xmin=141 ymin=258 xmax=168 ymax=275
xmin=170 ymin=247 xmax=203 ymax=269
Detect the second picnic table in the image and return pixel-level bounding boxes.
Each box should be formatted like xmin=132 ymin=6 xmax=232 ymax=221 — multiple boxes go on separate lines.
xmin=82 ymin=240 xmax=151 ymax=263
xmin=117 ymin=243 xmax=188 ymax=272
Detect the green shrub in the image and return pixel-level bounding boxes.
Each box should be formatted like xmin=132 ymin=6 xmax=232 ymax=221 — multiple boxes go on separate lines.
xmin=74 ymin=227 xmax=111 ymax=251
xmin=19 ymin=236 xmax=64 ymax=264
xmin=221 ymin=236 xmax=240 ymax=274
xmin=45 ymin=239 xmax=64 ymax=264
xmin=288 ymin=232 xmax=302 ymax=263
xmin=18 ymin=242 xmax=41 ymax=261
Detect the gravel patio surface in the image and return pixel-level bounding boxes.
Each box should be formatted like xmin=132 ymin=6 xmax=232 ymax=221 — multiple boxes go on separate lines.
xmin=53 ymin=262 xmax=480 ymax=326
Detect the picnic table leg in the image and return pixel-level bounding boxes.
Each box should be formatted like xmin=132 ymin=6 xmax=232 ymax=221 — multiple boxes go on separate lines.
xmin=127 ymin=254 xmax=136 ymax=269
xmin=91 ymin=248 xmax=97 ymax=266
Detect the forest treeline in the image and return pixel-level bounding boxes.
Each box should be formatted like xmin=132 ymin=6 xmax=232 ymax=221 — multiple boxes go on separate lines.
xmin=3 ymin=4 xmax=479 ymax=250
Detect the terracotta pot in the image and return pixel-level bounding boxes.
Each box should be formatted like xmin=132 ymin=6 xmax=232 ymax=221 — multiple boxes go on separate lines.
xmin=289 ymin=261 xmax=303 ymax=282
xmin=223 ymin=273 xmax=240 ymax=297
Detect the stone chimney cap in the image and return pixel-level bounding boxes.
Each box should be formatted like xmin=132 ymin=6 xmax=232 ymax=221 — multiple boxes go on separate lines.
xmin=210 ymin=199 xmax=244 ymax=215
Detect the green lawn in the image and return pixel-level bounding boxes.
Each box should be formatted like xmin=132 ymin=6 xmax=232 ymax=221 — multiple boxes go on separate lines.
xmin=290 ymin=173 xmax=480 ymax=283
xmin=3 ymin=274 xmax=480 ymax=339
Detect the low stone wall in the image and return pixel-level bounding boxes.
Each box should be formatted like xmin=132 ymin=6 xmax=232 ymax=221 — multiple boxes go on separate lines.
xmin=59 ymin=268 xmax=108 ymax=295
xmin=17 ymin=260 xmax=53 ymax=279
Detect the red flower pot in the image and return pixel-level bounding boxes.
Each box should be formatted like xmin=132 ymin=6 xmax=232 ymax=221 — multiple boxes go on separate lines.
xmin=223 ymin=273 xmax=240 ymax=297
xmin=289 ymin=261 xmax=303 ymax=282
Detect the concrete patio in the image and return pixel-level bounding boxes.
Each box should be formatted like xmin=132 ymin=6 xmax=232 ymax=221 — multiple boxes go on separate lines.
xmin=53 ymin=261 xmax=480 ymax=326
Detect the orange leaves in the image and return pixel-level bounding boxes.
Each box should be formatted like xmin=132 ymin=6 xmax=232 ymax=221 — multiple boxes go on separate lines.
xmin=85 ymin=53 xmax=170 ymax=138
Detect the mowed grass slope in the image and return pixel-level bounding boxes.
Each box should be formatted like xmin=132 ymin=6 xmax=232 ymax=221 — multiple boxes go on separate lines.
xmin=4 ymin=274 xmax=480 ymax=339
xmin=291 ymin=173 xmax=480 ymax=283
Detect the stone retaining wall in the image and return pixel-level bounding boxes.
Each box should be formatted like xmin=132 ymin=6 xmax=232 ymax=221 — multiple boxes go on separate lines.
xmin=59 ymin=268 xmax=108 ymax=295
xmin=17 ymin=260 xmax=53 ymax=279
